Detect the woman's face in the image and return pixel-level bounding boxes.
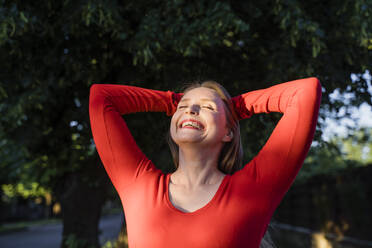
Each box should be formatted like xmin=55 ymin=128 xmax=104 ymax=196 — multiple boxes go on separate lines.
xmin=170 ymin=87 xmax=232 ymax=147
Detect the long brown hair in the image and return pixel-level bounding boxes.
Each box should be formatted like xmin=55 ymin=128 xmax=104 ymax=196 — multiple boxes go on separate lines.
xmin=167 ymin=80 xmax=243 ymax=175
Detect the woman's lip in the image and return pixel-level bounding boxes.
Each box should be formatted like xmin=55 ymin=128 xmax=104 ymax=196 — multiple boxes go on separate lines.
xmin=178 ymin=118 xmax=205 ymax=129
xmin=182 ymin=126 xmax=201 ymax=130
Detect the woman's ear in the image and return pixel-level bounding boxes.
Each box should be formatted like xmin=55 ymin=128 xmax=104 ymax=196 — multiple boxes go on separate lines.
xmin=222 ymin=130 xmax=233 ymax=142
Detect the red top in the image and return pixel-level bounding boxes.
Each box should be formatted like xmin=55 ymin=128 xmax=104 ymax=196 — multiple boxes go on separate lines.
xmin=89 ymin=77 xmax=322 ymax=248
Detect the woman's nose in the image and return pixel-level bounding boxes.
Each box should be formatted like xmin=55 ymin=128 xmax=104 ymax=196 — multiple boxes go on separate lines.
xmin=186 ymin=105 xmax=199 ymax=115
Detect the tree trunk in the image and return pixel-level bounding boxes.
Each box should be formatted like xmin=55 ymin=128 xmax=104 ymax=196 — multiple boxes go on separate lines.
xmin=57 ymin=158 xmax=110 ymax=248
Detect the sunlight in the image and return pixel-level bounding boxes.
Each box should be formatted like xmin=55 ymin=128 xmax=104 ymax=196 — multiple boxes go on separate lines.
xmin=312 ymin=233 xmax=333 ymax=248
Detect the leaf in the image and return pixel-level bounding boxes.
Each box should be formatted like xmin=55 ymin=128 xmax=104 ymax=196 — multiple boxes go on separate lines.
xmin=223 ymin=39 xmax=232 ymax=47
xmin=19 ymin=11 xmax=28 ymax=23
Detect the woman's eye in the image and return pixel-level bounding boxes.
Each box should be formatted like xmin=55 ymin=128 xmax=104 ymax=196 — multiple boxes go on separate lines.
xmin=178 ymin=105 xmax=186 ymax=109
xmin=203 ymin=106 xmax=214 ymax=110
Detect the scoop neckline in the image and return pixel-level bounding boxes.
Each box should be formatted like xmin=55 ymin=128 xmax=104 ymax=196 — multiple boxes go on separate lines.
xmin=165 ymin=173 xmax=229 ymax=215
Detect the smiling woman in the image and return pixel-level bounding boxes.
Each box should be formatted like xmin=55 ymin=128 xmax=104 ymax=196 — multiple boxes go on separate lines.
xmin=167 ymin=81 xmax=243 ymax=175
xmin=89 ymin=77 xmax=322 ymax=248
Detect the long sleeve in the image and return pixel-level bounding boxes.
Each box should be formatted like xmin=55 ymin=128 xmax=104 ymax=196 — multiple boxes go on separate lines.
xmin=232 ymin=77 xmax=322 ymax=201
xmin=89 ymin=84 xmax=180 ymax=192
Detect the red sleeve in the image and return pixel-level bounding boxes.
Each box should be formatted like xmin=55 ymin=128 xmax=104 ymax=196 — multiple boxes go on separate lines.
xmin=89 ymin=84 xmax=181 ymax=192
xmin=232 ymin=77 xmax=322 ymax=199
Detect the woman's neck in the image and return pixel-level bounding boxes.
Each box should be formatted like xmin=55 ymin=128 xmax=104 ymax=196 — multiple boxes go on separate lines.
xmin=171 ymin=145 xmax=225 ymax=189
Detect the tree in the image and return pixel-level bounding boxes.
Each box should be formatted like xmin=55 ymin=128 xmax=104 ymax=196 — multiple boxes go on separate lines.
xmin=0 ymin=0 xmax=371 ymax=247
xmin=338 ymin=127 xmax=372 ymax=164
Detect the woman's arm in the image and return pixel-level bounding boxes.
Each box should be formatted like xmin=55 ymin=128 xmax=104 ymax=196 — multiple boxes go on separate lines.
xmin=89 ymin=84 xmax=180 ymax=192
xmin=232 ymin=77 xmax=322 ymax=200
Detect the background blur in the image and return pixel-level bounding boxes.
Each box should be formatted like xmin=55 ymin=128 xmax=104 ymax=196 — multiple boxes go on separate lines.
xmin=0 ymin=0 xmax=371 ymax=247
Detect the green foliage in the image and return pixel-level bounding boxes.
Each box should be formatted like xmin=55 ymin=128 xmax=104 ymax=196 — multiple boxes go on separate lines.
xmin=298 ymin=127 xmax=371 ymax=182
xmin=101 ymin=240 xmax=127 ymax=248
xmin=129 ymin=1 xmax=249 ymax=65
xmin=338 ymin=127 xmax=372 ymax=164
xmin=101 ymin=240 xmax=117 ymax=248
xmin=0 ymin=0 xmax=370 ymax=196
xmin=1 ymin=182 xmax=48 ymax=199
xmin=299 ymin=141 xmax=349 ymax=181
xmin=64 ymin=234 xmax=91 ymax=248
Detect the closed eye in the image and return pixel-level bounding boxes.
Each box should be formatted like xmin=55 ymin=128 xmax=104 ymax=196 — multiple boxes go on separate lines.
xmin=203 ymin=106 xmax=214 ymax=110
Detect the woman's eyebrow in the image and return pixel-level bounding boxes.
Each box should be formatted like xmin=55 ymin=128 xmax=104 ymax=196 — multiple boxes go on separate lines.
xmin=200 ymin=98 xmax=216 ymax=103
xmin=179 ymin=98 xmax=216 ymax=103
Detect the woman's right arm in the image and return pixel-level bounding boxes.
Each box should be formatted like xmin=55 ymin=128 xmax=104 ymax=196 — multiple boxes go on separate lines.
xmin=89 ymin=84 xmax=181 ymax=192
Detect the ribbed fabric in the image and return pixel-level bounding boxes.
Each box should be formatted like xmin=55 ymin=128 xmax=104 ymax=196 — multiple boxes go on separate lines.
xmin=89 ymin=78 xmax=322 ymax=248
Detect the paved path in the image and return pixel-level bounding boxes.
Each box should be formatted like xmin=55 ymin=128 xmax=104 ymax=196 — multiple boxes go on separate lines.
xmin=0 ymin=214 xmax=123 ymax=248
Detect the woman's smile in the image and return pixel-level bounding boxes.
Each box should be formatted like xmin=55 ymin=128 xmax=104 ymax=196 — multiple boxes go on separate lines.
xmin=179 ymin=118 xmax=205 ymax=130
xmin=170 ymin=87 xmax=229 ymax=146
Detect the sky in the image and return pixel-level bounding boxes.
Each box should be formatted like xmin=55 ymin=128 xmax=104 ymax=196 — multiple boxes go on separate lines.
xmin=321 ymin=70 xmax=372 ymax=142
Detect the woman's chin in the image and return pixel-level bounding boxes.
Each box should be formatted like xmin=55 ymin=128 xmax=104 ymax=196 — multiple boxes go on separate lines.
xmin=172 ymin=131 xmax=206 ymax=145
xmin=174 ymin=135 xmax=204 ymax=145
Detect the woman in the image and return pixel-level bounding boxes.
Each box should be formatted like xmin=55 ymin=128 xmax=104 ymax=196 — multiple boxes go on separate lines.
xmin=89 ymin=77 xmax=322 ymax=248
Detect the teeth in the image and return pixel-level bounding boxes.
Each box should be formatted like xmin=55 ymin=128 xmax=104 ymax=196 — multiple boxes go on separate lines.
xmin=181 ymin=121 xmax=203 ymax=130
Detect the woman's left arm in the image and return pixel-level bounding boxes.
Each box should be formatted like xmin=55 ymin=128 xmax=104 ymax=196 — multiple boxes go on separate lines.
xmin=232 ymin=77 xmax=322 ymax=200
